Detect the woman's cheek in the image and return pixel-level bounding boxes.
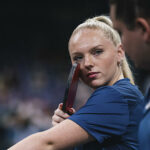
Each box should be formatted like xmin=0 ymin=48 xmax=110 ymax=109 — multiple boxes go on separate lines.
xmin=80 ymin=72 xmax=86 ymax=81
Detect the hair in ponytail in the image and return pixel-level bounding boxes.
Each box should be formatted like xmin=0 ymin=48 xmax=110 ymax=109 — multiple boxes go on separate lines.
xmin=69 ymin=15 xmax=135 ymax=84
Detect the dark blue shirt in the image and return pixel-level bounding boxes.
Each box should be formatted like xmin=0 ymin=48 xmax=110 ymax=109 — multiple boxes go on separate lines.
xmin=138 ymin=87 xmax=150 ymax=150
xmin=69 ymin=78 xmax=144 ymax=150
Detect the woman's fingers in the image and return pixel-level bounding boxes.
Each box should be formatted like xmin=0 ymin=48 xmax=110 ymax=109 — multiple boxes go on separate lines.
xmin=68 ymin=108 xmax=76 ymax=115
xmin=52 ymin=114 xmax=64 ymax=122
xmin=52 ymin=103 xmax=76 ymax=126
xmin=54 ymin=107 xmax=70 ymax=119
xmin=52 ymin=103 xmax=71 ymax=126
xmin=58 ymin=103 xmax=63 ymax=109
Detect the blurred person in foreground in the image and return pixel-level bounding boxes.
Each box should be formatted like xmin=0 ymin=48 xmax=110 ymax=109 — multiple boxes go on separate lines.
xmin=8 ymin=15 xmax=144 ymax=150
xmin=109 ymin=0 xmax=150 ymax=149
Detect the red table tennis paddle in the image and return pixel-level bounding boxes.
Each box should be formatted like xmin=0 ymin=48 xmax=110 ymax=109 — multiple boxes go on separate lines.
xmin=62 ymin=63 xmax=80 ymax=113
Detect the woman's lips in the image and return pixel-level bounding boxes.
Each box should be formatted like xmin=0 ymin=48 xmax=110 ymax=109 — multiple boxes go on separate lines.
xmin=87 ymin=72 xmax=99 ymax=78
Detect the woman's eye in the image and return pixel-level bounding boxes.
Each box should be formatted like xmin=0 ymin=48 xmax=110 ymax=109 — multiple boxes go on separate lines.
xmin=92 ymin=49 xmax=103 ymax=55
xmin=73 ymin=56 xmax=83 ymax=62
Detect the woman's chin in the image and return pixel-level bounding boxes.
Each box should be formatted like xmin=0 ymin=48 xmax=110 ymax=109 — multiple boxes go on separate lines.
xmin=89 ymin=83 xmax=102 ymax=90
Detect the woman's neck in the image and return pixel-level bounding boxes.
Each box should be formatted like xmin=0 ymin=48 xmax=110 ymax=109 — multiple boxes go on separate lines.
xmin=108 ymin=68 xmax=124 ymax=86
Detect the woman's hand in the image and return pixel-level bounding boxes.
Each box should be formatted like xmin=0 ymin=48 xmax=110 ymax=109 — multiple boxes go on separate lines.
xmin=52 ymin=103 xmax=75 ymax=126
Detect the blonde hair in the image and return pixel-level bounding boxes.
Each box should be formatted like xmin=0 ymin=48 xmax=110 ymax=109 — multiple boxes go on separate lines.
xmin=69 ymin=15 xmax=135 ymax=85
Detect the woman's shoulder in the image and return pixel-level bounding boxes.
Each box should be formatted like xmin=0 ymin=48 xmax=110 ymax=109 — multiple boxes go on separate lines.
xmin=91 ymin=78 xmax=144 ymax=104
xmin=93 ymin=78 xmax=129 ymax=97
xmin=89 ymin=85 xmax=124 ymax=105
xmin=113 ymin=78 xmax=144 ymax=101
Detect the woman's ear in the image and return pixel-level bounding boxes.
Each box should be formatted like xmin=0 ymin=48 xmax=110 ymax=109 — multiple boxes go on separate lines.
xmin=117 ymin=44 xmax=125 ymax=64
xmin=136 ymin=18 xmax=150 ymax=42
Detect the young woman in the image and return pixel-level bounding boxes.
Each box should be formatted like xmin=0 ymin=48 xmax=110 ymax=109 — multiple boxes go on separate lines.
xmin=9 ymin=16 xmax=144 ymax=150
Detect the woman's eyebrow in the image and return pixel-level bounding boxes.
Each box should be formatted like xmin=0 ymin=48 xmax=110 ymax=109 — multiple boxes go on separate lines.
xmin=71 ymin=52 xmax=82 ymax=56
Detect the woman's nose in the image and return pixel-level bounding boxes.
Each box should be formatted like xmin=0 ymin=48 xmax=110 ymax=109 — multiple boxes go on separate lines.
xmin=84 ymin=55 xmax=93 ymax=68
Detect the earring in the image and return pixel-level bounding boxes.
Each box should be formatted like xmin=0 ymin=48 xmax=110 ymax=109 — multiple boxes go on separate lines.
xmin=118 ymin=60 xmax=123 ymax=67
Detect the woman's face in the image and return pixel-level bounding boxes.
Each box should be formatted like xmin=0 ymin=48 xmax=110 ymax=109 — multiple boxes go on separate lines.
xmin=69 ymin=28 xmax=124 ymax=89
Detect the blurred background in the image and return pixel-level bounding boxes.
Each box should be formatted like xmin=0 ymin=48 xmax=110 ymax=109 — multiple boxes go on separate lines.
xmin=0 ymin=0 xmax=109 ymax=149
xmin=0 ymin=1 xmax=148 ymax=149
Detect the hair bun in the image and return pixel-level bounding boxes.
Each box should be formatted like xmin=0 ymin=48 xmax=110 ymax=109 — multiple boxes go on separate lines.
xmin=93 ymin=16 xmax=113 ymax=27
xmin=85 ymin=16 xmax=113 ymax=28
